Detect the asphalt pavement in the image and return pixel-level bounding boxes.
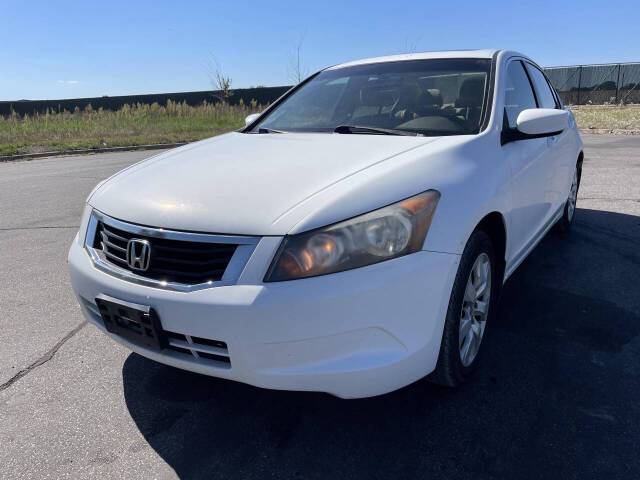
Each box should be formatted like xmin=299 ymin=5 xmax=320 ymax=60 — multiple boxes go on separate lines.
xmin=1 ymin=135 xmax=639 ymax=479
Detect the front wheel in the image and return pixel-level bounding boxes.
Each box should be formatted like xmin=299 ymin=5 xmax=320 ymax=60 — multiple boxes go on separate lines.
xmin=554 ymin=164 xmax=581 ymax=233
xmin=430 ymin=230 xmax=497 ymax=387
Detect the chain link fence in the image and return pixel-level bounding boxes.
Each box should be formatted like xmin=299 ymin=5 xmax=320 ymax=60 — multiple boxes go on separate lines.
xmin=2 ymin=63 xmax=638 ymax=115
xmin=544 ymin=63 xmax=640 ymax=105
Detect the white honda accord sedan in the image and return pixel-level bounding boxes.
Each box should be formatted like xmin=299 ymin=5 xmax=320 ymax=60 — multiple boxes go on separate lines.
xmin=68 ymin=49 xmax=583 ymax=398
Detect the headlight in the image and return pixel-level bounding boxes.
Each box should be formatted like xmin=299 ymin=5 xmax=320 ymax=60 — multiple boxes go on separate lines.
xmin=265 ymin=190 xmax=440 ymax=281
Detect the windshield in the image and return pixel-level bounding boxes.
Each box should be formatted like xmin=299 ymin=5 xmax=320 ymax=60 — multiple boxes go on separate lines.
xmin=253 ymin=58 xmax=491 ymax=136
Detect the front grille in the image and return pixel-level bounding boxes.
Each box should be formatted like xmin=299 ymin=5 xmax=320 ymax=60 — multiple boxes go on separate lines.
xmin=94 ymin=221 xmax=237 ymax=285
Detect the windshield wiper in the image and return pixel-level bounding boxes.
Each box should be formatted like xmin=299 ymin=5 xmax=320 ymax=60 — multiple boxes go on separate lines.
xmin=334 ymin=125 xmax=420 ymax=136
xmin=257 ymin=127 xmax=287 ymax=134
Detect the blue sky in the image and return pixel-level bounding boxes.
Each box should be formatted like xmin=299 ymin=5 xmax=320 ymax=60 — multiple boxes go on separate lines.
xmin=1 ymin=0 xmax=638 ymax=100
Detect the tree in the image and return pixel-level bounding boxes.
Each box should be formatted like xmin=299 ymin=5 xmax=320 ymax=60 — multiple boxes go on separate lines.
xmin=287 ymin=33 xmax=309 ymax=85
xmin=206 ymin=53 xmax=233 ymax=102
xmin=402 ymin=35 xmax=422 ymax=53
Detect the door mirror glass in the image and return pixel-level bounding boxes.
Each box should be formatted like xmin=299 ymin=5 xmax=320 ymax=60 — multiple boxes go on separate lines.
xmin=516 ymin=108 xmax=568 ymax=136
xmin=245 ymin=113 xmax=261 ymax=126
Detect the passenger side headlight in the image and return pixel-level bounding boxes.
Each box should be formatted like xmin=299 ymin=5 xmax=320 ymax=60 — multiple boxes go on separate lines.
xmin=265 ymin=190 xmax=440 ymax=281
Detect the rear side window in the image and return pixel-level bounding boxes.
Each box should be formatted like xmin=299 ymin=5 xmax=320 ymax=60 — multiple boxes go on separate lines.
xmin=525 ymin=63 xmax=558 ymax=109
xmin=504 ymin=61 xmax=537 ymax=129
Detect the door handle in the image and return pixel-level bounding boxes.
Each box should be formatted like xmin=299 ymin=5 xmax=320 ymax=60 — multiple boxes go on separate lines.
xmin=547 ymin=136 xmax=557 ymax=146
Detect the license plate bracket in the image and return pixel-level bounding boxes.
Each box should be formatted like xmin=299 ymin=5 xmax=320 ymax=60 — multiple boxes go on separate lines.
xmin=95 ymin=294 xmax=165 ymax=351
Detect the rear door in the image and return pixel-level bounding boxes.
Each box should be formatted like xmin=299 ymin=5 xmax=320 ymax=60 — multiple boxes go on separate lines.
xmin=502 ymin=59 xmax=551 ymax=265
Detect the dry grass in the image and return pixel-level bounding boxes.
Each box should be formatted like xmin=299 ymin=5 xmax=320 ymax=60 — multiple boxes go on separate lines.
xmin=569 ymin=105 xmax=640 ymax=131
xmin=1 ymin=102 xmax=639 ymax=157
xmin=0 ymin=100 xmax=264 ymax=156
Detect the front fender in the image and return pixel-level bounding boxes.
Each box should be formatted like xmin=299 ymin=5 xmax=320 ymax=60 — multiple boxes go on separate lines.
xmin=422 ymin=136 xmax=510 ymax=255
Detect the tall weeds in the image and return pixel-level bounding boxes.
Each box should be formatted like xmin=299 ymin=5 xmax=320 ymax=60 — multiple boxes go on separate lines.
xmin=0 ymin=100 xmax=265 ymax=156
xmin=569 ymin=105 xmax=640 ymax=131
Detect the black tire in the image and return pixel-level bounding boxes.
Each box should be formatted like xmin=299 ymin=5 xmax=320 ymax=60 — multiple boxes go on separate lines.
xmin=430 ymin=230 xmax=498 ymax=387
xmin=554 ymin=162 xmax=582 ymax=234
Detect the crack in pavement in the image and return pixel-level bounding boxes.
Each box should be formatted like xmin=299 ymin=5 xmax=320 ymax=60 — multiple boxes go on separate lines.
xmin=0 ymin=225 xmax=78 ymax=232
xmin=0 ymin=321 xmax=88 ymax=392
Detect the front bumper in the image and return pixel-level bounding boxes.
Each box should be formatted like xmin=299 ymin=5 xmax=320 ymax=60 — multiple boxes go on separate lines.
xmin=68 ymin=235 xmax=459 ymax=398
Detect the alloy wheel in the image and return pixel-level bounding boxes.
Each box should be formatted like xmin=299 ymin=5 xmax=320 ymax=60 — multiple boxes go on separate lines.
xmin=567 ymin=168 xmax=578 ymax=222
xmin=459 ymin=253 xmax=491 ymax=367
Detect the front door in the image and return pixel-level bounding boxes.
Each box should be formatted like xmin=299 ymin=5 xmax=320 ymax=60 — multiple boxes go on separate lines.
xmin=502 ymin=59 xmax=553 ymax=266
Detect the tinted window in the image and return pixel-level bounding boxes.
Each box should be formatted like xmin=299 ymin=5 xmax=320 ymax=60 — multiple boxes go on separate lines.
xmin=504 ymin=61 xmax=537 ymax=129
xmin=255 ymin=58 xmax=492 ymax=136
xmin=526 ymin=63 xmax=557 ymax=109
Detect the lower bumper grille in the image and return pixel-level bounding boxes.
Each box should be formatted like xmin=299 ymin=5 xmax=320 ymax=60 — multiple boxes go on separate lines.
xmin=165 ymin=330 xmax=231 ymax=368
xmin=80 ymin=296 xmax=231 ymax=368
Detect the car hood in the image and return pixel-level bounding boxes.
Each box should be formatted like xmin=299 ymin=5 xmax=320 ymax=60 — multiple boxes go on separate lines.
xmin=89 ymin=132 xmax=441 ymax=235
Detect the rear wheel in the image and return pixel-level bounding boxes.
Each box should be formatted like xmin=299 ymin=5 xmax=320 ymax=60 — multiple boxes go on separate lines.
xmin=431 ymin=230 xmax=497 ymax=386
xmin=554 ymin=163 xmax=581 ymax=233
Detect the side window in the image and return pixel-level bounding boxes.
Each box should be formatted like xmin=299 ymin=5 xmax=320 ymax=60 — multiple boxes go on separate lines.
xmin=525 ymin=63 xmax=558 ymax=109
xmin=504 ymin=61 xmax=537 ymax=129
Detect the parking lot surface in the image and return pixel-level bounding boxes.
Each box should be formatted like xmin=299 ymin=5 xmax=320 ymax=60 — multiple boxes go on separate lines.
xmin=1 ymin=135 xmax=639 ymax=479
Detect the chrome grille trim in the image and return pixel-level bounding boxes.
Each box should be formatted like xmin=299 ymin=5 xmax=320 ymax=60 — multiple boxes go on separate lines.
xmin=100 ymin=233 xmax=126 ymax=252
xmin=84 ymin=209 xmax=260 ymax=292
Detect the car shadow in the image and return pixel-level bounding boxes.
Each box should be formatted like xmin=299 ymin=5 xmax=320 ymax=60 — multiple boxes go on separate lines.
xmin=122 ymin=208 xmax=640 ymax=479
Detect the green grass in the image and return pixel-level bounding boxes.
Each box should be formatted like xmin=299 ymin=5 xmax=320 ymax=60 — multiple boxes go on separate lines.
xmin=0 ymin=100 xmax=264 ymax=156
xmin=569 ymin=105 xmax=640 ymax=131
xmin=1 ymin=102 xmax=639 ymax=157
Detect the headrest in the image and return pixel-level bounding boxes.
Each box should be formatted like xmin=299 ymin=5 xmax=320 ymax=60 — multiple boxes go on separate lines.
xmin=360 ymin=87 xmax=395 ymax=107
xmin=426 ymin=88 xmax=442 ymax=100
xmin=420 ymin=89 xmax=443 ymax=107
xmin=455 ymin=77 xmax=485 ymax=108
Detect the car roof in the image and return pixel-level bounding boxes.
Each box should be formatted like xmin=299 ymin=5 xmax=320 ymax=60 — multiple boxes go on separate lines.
xmin=327 ymin=49 xmax=500 ymax=70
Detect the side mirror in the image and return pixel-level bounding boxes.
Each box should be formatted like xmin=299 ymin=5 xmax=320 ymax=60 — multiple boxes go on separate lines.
xmin=245 ymin=113 xmax=261 ymax=126
xmin=516 ymin=108 xmax=568 ymax=136
xmin=502 ymin=108 xmax=568 ymax=145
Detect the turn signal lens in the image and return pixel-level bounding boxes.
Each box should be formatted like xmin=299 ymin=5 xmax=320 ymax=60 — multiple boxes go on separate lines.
xmin=265 ymin=190 xmax=440 ymax=281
